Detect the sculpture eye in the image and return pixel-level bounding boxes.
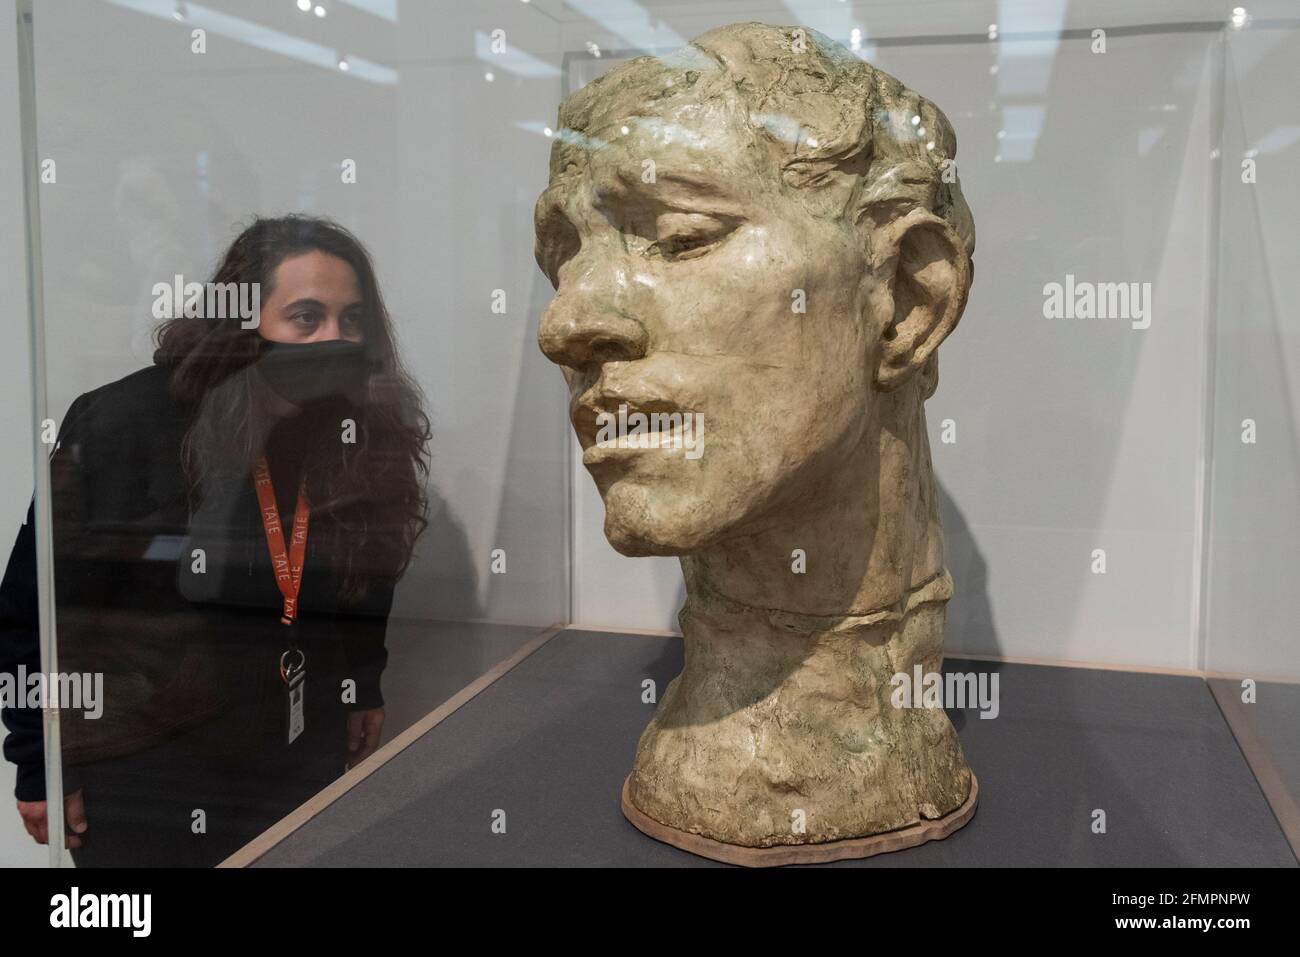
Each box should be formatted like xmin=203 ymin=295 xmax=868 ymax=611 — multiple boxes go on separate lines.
xmin=655 ymin=223 xmax=738 ymax=261
xmin=649 ymin=212 xmax=739 ymax=262
xmin=656 ymin=233 xmax=719 ymax=260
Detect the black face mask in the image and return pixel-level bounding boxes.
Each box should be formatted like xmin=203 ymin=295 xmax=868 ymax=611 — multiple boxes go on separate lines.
xmin=253 ymin=339 xmax=373 ymax=409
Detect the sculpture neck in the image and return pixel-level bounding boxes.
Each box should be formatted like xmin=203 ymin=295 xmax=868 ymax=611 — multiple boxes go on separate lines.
xmin=632 ymin=558 xmax=966 ymax=846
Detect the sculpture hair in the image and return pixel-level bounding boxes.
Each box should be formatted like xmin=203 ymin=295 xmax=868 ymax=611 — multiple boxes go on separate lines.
xmin=555 ymin=22 xmax=975 ymax=264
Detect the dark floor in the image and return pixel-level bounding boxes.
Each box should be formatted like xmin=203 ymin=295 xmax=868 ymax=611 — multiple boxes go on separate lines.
xmin=252 ymin=629 xmax=1299 ymax=867
xmin=376 ymin=618 xmax=547 ymax=748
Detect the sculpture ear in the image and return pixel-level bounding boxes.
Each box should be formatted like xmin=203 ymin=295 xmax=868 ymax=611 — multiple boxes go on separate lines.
xmin=873 ymin=207 xmax=971 ymax=392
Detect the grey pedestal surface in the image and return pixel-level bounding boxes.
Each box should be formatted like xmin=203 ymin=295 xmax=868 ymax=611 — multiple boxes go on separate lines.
xmin=252 ymin=629 xmax=1298 ymax=867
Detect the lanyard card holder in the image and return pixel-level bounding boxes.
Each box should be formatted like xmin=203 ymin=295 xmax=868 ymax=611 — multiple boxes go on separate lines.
xmin=280 ymin=630 xmax=306 ymax=745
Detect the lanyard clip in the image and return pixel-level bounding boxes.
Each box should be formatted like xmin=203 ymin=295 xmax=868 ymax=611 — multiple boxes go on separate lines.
xmin=279 ymin=644 xmax=305 ymax=685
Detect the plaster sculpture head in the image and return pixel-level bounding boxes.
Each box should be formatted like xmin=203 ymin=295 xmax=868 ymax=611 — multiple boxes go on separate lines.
xmin=536 ymin=22 xmax=978 ymax=864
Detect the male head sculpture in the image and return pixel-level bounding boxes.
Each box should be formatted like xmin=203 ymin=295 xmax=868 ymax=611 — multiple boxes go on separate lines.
xmin=535 ymin=22 xmax=977 ymax=863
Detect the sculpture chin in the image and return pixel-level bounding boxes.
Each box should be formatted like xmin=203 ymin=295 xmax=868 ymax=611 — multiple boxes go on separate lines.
xmin=604 ymin=530 xmax=679 ymax=558
xmin=602 ymin=511 xmax=704 ymax=558
xmin=599 ymin=482 xmax=726 ymax=557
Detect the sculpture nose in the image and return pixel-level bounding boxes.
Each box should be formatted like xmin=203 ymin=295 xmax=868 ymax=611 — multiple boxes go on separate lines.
xmin=538 ymin=269 xmax=648 ymax=370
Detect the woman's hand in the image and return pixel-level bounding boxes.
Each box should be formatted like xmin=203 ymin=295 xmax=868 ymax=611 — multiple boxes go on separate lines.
xmin=346 ymin=707 xmax=385 ymax=770
xmin=16 ymin=788 xmax=88 ymax=848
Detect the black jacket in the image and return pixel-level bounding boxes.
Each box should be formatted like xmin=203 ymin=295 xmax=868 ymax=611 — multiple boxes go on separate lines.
xmin=0 ymin=363 xmax=391 ymax=802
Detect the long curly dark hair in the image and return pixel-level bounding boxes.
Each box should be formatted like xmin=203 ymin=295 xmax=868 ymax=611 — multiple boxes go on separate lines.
xmin=153 ymin=214 xmax=430 ymax=603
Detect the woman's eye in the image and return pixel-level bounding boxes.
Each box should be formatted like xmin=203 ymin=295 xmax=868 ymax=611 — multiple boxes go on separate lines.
xmin=292 ymin=313 xmax=320 ymax=325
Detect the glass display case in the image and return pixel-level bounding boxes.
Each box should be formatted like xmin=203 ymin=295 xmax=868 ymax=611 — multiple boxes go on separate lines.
xmin=5 ymin=0 xmax=1296 ymax=868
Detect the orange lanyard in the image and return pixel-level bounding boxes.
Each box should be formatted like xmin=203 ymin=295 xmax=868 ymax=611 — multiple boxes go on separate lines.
xmin=252 ymin=456 xmax=310 ymax=630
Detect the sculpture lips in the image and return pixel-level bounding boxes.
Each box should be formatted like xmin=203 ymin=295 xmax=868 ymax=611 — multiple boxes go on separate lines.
xmin=575 ymin=390 xmax=701 ymax=465
xmin=574 ymin=392 xmax=685 ymax=443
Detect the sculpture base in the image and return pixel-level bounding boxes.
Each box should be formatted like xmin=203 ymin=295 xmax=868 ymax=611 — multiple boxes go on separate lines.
xmin=620 ymin=772 xmax=978 ymax=867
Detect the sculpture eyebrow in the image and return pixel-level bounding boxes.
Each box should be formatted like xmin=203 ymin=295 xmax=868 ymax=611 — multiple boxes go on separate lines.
xmin=655 ymin=170 xmax=725 ymax=192
xmin=603 ymin=167 xmax=747 ymax=215
xmin=609 ymin=166 xmax=719 ymax=193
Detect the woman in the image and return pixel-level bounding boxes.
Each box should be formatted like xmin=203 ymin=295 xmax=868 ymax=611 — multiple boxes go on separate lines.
xmin=0 ymin=215 xmax=430 ymax=866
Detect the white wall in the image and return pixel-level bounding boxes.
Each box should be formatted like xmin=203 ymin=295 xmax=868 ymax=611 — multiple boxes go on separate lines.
xmin=1205 ymin=7 xmax=1300 ymax=680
